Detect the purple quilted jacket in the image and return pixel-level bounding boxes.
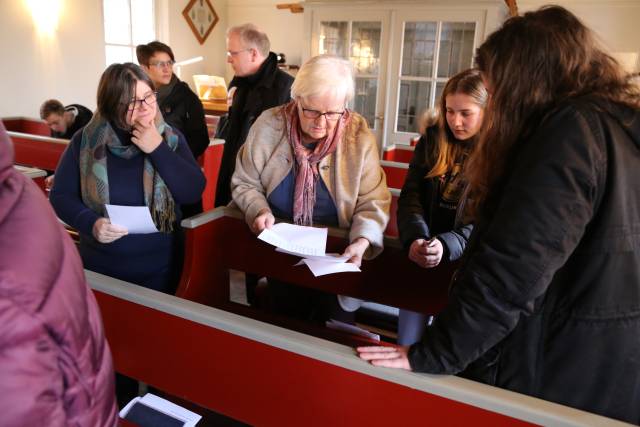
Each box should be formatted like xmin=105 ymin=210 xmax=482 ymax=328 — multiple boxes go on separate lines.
xmin=0 ymin=122 xmax=118 ymax=426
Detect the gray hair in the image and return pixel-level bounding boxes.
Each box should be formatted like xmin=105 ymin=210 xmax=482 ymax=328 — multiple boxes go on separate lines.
xmin=227 ymin=23 xmax=270 ymax=57
xmin=291 ymin=54 xmax=355 ymax=103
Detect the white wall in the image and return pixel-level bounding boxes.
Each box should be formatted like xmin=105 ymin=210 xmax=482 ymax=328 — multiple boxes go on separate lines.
xmin=226 ymin=0 xmax=304 ymax=82
xmin=0 ymin=0 xmax=229 ymax=118
xmin=518 ymin=0 xmax=640 ymax=72
xmin=0 ymin=0 xmax=106 ymax=117
xmin=159 ymin=0 xmax=229 ymax=90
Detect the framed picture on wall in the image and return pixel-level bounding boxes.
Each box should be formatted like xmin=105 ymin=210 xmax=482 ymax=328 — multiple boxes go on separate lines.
xmin=183 ymin=0 xmax=219 ymax=45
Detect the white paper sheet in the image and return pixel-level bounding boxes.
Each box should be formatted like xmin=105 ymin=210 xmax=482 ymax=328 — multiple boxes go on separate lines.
xmin=277 ymin=248 xmax=349 ymax=263
xmin=258 ymin=222 xmax=327 ymax=256
xmin=325 ymin=319 xmax=380 ymax=341
xmin=105 ymin=204 xmax=158 ymax=234
xmin=302 ymin=258 xmax=361 ymax=277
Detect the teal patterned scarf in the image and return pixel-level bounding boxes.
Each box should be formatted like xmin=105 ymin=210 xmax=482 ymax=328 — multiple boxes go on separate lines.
xmin=79 ymin=112 xmax=179 ymax=233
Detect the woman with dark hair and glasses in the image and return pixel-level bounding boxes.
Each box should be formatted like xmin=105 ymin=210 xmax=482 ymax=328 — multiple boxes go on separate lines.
xmin=358 ymin=6 xmax=640 ymax=423
xmin=50 ymin=63 xmax=205 ymax=294
xmin=232 ymin=54 xmax=390 ymax=322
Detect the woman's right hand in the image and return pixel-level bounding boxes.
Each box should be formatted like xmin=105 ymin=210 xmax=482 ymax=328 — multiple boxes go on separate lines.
xmin=92 ymin=218 xmax=128 ymax=244
xmin=408 ymin=238 xmax=443 ymax=268
xmin=251 ymin=208 xmax=275 ymax=234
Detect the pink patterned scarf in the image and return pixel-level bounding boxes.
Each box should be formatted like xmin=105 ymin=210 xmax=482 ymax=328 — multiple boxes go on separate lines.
xmin=282 ymin=100 xmax=351 ymax=225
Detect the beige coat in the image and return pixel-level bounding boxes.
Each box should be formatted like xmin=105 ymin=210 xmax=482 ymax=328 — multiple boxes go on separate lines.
xmin=231 ymin=106 xmax=391 ymax=258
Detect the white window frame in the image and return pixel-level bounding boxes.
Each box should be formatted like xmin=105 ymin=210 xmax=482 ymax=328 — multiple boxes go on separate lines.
xmin=385 ymin=9 xmax=485 ymax=147
xmin=310 ymin=8 xmax=390 ymax=144
xmin=102 ymin=0 xmax=157 ymax=66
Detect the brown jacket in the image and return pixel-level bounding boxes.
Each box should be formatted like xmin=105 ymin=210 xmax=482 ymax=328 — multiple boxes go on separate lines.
xmin=231 ymin=107 xmax=390 ymax=258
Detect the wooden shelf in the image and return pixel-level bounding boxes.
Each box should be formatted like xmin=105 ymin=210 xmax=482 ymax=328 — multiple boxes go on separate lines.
xmin=201 ymin=99 xmax=228 ymax=116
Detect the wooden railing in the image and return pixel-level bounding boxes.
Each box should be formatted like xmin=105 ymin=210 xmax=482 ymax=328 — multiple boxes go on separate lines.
xmin=88 ymin=270 xmax=626 ymax=427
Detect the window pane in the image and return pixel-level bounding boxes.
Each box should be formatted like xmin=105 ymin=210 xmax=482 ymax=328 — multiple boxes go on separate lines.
xmin=397 ymin=80 xmax=431 ymax=132
xmin=401 ymin=22 xmax=436 ymax=77
xmin=106 ymin=45 xmax=134 ymax=65
xmin=435 ymin=81 xmax=446 ymax=106
xmin=131 ymin=0 xmax=155 ymax=45
xmin=320 ymin=22 xmax=348 ymax=57
xmin=437 ymin=22 xmax=475 ymax=78
xmin=351 ymin=22 xmax=381 ymax=75
xmin=353 ymin=77 xmax=378 ymax=129
xmin=104 ymin=0 xmax=131 ymax=45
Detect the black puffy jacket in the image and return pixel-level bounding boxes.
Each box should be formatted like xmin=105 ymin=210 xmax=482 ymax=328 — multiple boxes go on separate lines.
xmin=396 ymin=125 xmax=473 ymax=261
xmin=159 ymin=80 xmax=209 ymax=159
xmin=408 ymin=97 xmax=640 ymax=424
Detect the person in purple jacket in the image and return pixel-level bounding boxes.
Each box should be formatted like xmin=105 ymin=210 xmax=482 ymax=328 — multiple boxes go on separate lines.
xmin=50 ymin=63 xmax=206 ymax=294
xmin=0 ymin=121 xmax=118 ymax=426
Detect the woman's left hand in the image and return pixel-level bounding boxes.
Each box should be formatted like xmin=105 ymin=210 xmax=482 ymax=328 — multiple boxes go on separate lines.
xmin=131 ymin=118 xmax=162 ymax=153
xmin=356 ymin=346 xmax=411 ymax=370
xmin=342 ymin=237 xmax=370 ymax=267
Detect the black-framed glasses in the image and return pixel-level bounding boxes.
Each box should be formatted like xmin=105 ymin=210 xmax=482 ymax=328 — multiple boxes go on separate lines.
xmin=126 ymin=92 xmax=158 ymax=111
xmin=149 ymin=60 xmax=175 ymax=69
xmin=300 ymin=107 xmax=345 ymax=121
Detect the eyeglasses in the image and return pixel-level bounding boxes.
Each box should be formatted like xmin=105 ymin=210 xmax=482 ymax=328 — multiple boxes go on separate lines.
xmin=126 ymin=92 xmax=158 ymax=111
xmin=226 ymin=48 xmax=251 ymax=58
xmin=300 ymin=107 xmax=345 ymax=121
xmin=148 ymin=60 xmax=175 ymax=69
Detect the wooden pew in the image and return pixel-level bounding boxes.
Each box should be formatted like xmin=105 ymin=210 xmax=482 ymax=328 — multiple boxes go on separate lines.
xmin=14 ymin=165 xmax=47 ymax=192
xmin=8 ymin=131 xmax=68 ymax=171
xmin=201 ymin=138 xmax=224 ymax=211
xmin=387 ymin=187 xmax=400 ymax=238
xmin=383 ymin=144 xmax=415 ymax=163
xmin=89 ymin=270 xmax=624 ymax=427
xmin=381 ymin=159 xmax=408 ymax=189
xmin=2 ymin=116 xmax=51 ymax=136
xmin=176 ymin=207 xmax=451 ymax=315
xmin=204 ymin=114 xmax=220 ymax=138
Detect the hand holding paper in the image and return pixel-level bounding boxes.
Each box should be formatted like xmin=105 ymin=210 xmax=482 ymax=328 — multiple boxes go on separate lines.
xmin=258 ymin=222 xmax=327 ymax=256
xmin=105 ymin=204 xmax=159 ymax=234
xmin=257 ymin=222 xmax=363 ymax=276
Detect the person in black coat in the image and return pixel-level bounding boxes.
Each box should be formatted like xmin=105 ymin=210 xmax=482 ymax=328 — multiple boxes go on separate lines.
xmin=358 ymin=6 xmax=640 ymax=423
xmin=396 ymin=69 xmax=486 ymax=345
xmin=137 ymin=41 xmax=209 ymax=217
xmin=40 ymin=99 xmax=93 ymax=139
xmin=215 ymin=23 xmax=294 ymax=207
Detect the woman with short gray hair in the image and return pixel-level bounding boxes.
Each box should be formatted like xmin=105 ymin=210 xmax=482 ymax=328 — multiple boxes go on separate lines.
xmin=232 ymin=54 xmax=391 ymax=323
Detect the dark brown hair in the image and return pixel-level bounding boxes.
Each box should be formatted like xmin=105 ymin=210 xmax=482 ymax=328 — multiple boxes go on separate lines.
xmin=136 ymin=41 xmax=175 ymax=66
xmin=96 ymin=63 xmax=155 ymax=129
xmin=427 ymin=68 xmax=487 ymax=178
xmin=467 ymin=5 xmax=640 ymax=218
xmin=39 ymin=99 xmax=65 ymax=120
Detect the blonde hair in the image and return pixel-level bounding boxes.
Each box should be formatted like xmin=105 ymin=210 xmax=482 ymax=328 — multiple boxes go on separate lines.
xmin=291 ymin=54 xmax=355 ymax=103
xmin=426 ymin=69 xmax=487 ymax=179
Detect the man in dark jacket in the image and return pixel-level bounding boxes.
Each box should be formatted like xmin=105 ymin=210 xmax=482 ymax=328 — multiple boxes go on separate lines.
xmin=138 ymin=41 xmax=210 ymax=218
xmin=215 ymin=23 xmax=294 ymax=207
xmin=40 ymin=99 xmax=93 ymax=139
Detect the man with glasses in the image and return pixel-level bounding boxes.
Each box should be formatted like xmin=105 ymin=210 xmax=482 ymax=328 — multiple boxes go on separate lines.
xmin=215 ymin=23 xmax=294 ymax=207
xmin=137 ymin=41 xmax=209 ymax=217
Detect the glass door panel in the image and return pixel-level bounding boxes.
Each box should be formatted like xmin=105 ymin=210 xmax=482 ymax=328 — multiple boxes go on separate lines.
xmin=387 ymin=9 xmax=482 ymax=147
xmin=319 ymin=21 xmax=348 ymax=57
xmin=315 ymin=16 xmax=386 ymax=138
